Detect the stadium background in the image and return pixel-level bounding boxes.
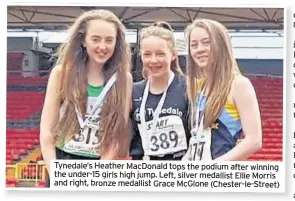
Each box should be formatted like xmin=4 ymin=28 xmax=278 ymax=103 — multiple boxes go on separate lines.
xmin=5 ymin=6 xmax=284 ymax=188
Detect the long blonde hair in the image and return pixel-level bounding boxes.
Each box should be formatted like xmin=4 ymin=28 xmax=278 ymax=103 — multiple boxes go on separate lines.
xmin=140 ymin=21 xmax=183 ymax=79
xmin=185 ymin=19 xmax=240 ymax=129
xmin=54 ymin=9 xmax=131 ymax=157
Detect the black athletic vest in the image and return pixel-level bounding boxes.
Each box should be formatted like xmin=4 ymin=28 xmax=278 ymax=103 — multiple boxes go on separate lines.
xmin=129 ymin=74 xmax=190 ymax=160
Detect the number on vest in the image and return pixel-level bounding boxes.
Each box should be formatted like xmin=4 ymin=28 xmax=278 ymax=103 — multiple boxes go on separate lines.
xmin=150 ymin=131 xmax=179 ymax=152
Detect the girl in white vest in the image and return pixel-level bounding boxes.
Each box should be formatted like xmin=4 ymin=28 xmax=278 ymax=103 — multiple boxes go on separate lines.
xmin=130 ymin=22 xmax=190 ymax=160
xmin=40 ymin=9 xmax=132 ymax=186
xmin=183 ymin=19 xmax=262 ymax=161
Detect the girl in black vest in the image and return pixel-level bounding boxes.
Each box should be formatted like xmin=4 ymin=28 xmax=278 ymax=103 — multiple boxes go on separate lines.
xmin=130 ymin=22 xmax=190 ymax=160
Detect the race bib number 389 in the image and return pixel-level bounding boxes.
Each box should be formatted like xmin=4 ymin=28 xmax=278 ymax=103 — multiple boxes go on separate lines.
xmin=138 ymin=115 xmax=187 ymax=156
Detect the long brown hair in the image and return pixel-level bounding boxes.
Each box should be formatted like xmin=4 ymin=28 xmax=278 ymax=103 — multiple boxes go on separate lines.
xmin=185 ymin=19 xmax=240 ymax=129
xmin=54 ymin=9 xmax=131 ymax=157
xmin=140 ymin=21 xmax=183 ymax=79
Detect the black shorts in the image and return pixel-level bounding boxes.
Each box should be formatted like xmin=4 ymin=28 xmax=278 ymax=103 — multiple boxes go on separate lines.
xmin=45 ymin=147 xmax=100 ymax=187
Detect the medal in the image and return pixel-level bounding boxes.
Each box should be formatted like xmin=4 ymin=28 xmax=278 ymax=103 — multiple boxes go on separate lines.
xmin=143 ymin=155 xmax=150 ymax=160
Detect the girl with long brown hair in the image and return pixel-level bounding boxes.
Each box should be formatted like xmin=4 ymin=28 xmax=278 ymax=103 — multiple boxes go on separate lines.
xmin=40 ymin=9 xmax=132 ymax=185
xmin=183 ymin=19 xmax=262 ymax=161
xmin=130 ymin=21 xmax=190 ymax=160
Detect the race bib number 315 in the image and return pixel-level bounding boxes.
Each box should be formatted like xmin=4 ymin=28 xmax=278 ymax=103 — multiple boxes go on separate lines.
xmin=63 ymin=127 xmax=99 ymax=156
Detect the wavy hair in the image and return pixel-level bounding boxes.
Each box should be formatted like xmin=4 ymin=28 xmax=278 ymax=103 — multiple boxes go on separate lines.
xmin=54 ymin=9 xmax=131 ymax=157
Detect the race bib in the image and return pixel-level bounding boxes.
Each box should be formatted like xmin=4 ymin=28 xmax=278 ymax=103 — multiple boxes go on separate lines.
xmin=189 ymin=128 xmax=212 ymax=161
xmin=138 ymin=115 xmax=187 ymax=156
xmin=63 ymin=97 xmax=101 ymax=157
xmin=62 ymin=125 xmax=100 ymax=156
xmin=60 ymin=94 xmax=103 ymax=157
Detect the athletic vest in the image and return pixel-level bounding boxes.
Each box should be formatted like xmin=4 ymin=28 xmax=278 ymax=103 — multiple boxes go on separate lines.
xmin=189 ymin=79 xmax=242 ymax=160
xmin=56 ymin=84 xmax=104 ymax=158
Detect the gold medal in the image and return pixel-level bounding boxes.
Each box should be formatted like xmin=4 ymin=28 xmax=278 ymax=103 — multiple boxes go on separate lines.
xmin=143 ymin=155 xmax=150 ymax=160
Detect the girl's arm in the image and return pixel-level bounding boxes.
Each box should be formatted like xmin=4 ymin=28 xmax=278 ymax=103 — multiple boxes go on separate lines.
xmin=214 ymin=76 xmax=262 ymax=161
xmin=40 ymin=65 xmax=63 ymax=172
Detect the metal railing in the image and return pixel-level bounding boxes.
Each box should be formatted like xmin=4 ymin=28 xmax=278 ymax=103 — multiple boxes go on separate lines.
xmin=6 ymin=163 xmax=47 ymax=185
